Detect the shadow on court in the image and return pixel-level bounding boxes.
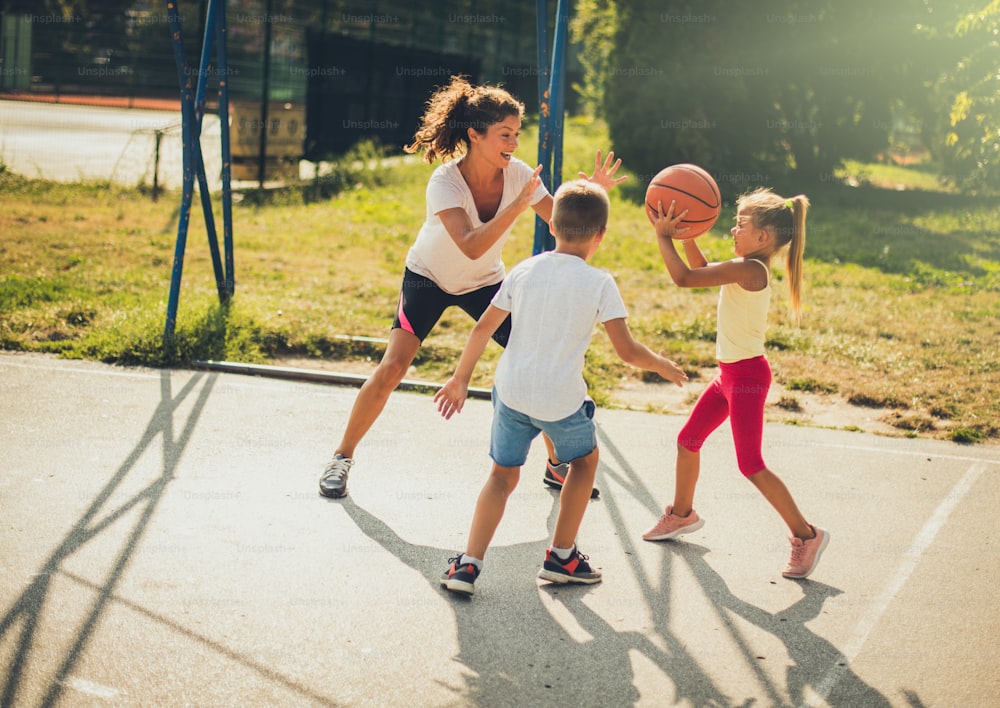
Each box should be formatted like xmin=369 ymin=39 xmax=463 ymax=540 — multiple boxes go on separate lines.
xmin=1 ymin=372 xmax=215 ymax=705
xmin=1 ymin=353 xmax=997 ymax=706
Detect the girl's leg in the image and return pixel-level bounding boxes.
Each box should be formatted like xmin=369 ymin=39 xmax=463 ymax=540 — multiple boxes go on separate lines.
xmin=335 ymin=327 xmax=421 ymax=458
xmin=746 ymin=469 xmax=814 ymax=540
xmin=671 ymin=445 xmax=701 ymax=517
xmin=726 ymin=357 xmax=815 ymax=541
xmin=465 ymin=463 xmax=521 ymax=559
xmin=551 ymin=447 xmax=599 ymax=549
xmin=672 ymin=375 xmax=729 ymax=515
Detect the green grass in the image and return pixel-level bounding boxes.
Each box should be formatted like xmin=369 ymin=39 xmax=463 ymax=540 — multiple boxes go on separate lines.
xmin=2 ymin=118 xmax=998 ymax=444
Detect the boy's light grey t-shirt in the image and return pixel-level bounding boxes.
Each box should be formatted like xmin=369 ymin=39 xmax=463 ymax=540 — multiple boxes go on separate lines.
xmin=491 ymin=251 xmax=627 ymax=422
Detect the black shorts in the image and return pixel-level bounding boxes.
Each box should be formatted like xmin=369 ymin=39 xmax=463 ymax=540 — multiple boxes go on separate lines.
xmin=392 ymin=268 xmax=512 ymax=346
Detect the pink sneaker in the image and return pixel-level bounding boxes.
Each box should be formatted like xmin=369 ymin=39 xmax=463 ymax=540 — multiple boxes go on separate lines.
xmin=642 ymin=505 xmax=705 ymax=541
xmin=782 ymin=525 xmax=829 ymax=579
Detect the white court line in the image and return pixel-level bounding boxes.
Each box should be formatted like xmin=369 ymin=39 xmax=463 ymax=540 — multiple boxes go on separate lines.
xmin=61 ymin=676 xmax=123 ymax=699
xmin=0 ymin=358 xmax=326 ymax=395
xmin=773 ymin=438 xmax=1000 ymax=466
xmin=806 ymin=462 xmax=986 ymax=706
xmin=0 ymin=359 xmax=160 ymax=380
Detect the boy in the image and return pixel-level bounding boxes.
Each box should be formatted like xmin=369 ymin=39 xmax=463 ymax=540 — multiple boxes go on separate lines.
xmin=434 ymin=180 xmax=687 ymax=596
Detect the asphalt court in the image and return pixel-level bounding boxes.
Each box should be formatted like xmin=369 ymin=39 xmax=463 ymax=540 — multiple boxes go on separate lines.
xmin=1 ymin=352 xmax=998 ymax=706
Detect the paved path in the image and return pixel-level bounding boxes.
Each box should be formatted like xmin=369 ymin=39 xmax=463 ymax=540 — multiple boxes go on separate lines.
xmin=0 ymin=98 xmax=219 ymax=189
xmin=1 ymin=352 xmax=998 ymax=706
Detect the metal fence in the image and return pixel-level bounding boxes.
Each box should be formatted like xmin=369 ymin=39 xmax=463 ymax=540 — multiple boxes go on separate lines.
xmin=0 ymin=0 xmax=575 ymax=185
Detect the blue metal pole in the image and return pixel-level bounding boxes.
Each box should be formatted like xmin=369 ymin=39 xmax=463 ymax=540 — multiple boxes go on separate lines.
xmin=549 ymin=0 xmax=568 ymax=202
xmin=216 ymin=0 xmax=234 ymax=300
xmin=192 ymin=2 xmax=226 ymax=303
xmin=163 ymin=0 xmax=197 ymax=344
xmin=532 ymin=0 xmax=551 ymax=255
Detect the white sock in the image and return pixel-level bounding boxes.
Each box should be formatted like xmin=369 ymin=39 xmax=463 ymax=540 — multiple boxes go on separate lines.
xmin=459 ymin=554 xmax=483 ymax=570
xmin=551 ymin=544 xmax=575 ymax=561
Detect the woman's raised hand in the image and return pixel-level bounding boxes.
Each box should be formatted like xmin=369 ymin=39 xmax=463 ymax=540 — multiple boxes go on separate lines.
xmin=580 ymin=150 xmax=628 ymax=192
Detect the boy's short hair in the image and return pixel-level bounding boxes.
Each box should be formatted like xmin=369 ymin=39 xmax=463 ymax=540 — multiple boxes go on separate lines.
xmin=551 ymin=180 xmax=609 ymax=242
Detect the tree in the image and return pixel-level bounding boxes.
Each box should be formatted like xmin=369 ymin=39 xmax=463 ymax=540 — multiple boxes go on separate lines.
xmin=602 ymin=1 xmax=928 ymax=188
xmin=569 ymin=0 xmax=617 ymax=117
xmin=936 ymin=0 xmax=1000 ymax=192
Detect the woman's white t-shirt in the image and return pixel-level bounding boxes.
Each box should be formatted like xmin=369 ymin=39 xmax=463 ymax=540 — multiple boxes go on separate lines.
xmin=405 ymin=157 xmax=549 ymax=295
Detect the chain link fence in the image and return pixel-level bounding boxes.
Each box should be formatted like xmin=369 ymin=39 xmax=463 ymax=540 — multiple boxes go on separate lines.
xmin=1 ymin=1 xmax=575 ymax=187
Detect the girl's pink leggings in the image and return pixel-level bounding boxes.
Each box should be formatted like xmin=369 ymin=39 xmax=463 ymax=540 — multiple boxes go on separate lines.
xmin=677 ymin=355 xmax=770 ymax=477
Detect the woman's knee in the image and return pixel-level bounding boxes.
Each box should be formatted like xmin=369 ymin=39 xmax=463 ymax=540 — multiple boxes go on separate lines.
xmin=373 ymin=355 xmax=410 ymax=386
xmin=373 ymin=336 xmax=419 ymax=386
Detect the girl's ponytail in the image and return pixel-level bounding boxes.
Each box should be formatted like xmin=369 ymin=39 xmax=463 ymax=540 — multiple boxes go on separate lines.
xmin=785 ymin=194 xmax=809 ymax=319
xmin=737 ymin=188 xmax=810 ymax=320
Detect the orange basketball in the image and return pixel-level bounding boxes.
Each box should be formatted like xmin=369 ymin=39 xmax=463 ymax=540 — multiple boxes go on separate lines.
xmin=645 ymin=163 xmax=722 ymax=239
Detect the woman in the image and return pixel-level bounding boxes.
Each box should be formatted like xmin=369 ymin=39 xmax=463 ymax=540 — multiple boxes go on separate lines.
xmin=319 ymin=75 xmax=625 ymax=499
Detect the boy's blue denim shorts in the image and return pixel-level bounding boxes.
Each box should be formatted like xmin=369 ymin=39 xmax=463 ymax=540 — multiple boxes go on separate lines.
xmin=489 ymin=391 xmax=597 ymax=468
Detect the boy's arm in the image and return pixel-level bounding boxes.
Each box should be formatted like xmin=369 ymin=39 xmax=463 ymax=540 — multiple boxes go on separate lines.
xmin=602 ymin=318 xmax=687 ymax=386
xmin=434 ymin=304 xmax=509 ymax=419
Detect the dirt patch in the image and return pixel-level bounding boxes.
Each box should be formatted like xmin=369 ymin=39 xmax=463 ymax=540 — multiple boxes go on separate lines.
xmin=609 ymin=369 xmax=902 ymax=437
xmin=274 ymin=357 xmax=906 ymax=439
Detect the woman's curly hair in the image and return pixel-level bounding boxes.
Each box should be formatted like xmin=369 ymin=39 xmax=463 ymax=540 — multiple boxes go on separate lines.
xmin=404 ymin=75 xmax=524 ymax=163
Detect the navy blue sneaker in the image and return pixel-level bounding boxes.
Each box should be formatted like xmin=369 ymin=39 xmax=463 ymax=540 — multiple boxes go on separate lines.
xmin=440 ymin=555 xmax=480 ymax=596
xmin=537 ymin=547 xmax=602 ymax=585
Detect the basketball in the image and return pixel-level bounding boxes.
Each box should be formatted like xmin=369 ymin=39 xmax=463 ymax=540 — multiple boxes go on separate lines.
xmin=645 ymin=164 xmax=722 ymax=239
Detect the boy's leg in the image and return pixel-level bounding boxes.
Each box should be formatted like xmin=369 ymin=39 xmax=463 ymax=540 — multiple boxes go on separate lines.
xmin=443 ymin=461 xmax=519 ymax=596
xmin=534 ymin=401 xmax=602 ymax=584
xmin=464 ymin=463 xmax=521 ymax=559
xmin=550 ymin=447 xmax=599 ymax=549
xmin=538 ymin=447 xmax=602 ymax=584
xmin=441 ymin=403 xmax=529 ymax=596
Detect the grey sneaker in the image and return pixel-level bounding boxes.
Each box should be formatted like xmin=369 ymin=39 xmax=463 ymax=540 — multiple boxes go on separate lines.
xmin=319 ymin=454 xmax=354 ymax=498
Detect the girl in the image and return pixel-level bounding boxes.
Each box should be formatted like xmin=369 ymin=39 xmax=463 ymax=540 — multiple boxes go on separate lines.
xmin=643 ymin=188 xmax=829 ymax=579
xmin=319 ymin=75 xmax=625 ymax=499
